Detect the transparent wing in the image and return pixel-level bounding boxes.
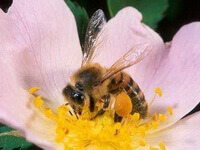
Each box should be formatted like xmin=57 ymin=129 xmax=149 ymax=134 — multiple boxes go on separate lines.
xmin=98 ymin=43 xmax=153 ymax=83
xmin=82 ymin=9 xmax=106 ymax=66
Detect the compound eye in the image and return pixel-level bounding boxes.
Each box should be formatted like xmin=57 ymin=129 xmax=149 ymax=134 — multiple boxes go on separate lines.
xmin=72 ymin=91 xmax=84 ymax=105
xmin=75 ymin=82 xmax=83 ymax=91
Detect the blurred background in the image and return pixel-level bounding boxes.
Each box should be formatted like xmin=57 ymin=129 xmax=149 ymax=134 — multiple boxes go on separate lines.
xmin=0 ymin=0 xmax=200 ymax=149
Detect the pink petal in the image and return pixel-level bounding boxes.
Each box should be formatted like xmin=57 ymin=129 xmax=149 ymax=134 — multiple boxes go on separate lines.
xmin=146 ymin=112 xmax=200 ymax=149
xmin=0 ymin=61 xmax=63 ymax=150
xmin=0 ymin=0 xmax=82 ymax=108
xmin=94 ymin=7 xmax=164 ymax=67
xmin=126 ymin=22 xmax=200 ymax=127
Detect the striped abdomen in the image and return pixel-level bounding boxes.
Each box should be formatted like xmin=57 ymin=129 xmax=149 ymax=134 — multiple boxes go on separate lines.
xmin=108 ymin=72 xmax=148 ymax=118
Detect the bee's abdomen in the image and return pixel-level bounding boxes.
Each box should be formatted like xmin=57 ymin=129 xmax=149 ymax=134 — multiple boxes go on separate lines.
xmin=108 ymin=72 xmax=148 ymax=118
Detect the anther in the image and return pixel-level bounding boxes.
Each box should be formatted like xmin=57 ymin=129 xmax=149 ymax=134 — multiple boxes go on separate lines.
xmin=131 ymin=113 xmax=140 ymax=121
xmin=139 ymin=140 xmax=147 ymax=146
xmin=158 ymin=114 xmax=167 ymax=122
xmin=167 ymin=106 xmax=173 ymax=115
xmin=139 ymin=126 xmax=146 ymax=138
xmin=152 ymin=121 xmax=159 ymax=129
xmin=159 ymin=142 xmax=166 ymax=150
xmin=152 ymin=114 xmax=158 ymax=121
xmin=149 ymin=147 xmax=159 ymax=150
xmin=154 ymin=88 xmax=163 ymax=97
xmin=33 ymin=95 xmax=44 ymax=108
xmin=149 ymin=88 xmax=163 ymax=109
xmin=43 ymin=108 xmax=53 ymax=118
xmin=29 ymin=87 xmax=40 ymax=94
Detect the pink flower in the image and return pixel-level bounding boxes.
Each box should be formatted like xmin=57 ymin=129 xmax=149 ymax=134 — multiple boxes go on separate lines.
xmin=0 ymin=0 xmax=199 ymax=149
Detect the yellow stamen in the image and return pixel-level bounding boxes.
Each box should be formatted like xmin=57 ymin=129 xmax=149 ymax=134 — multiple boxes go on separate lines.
xmin=149 ymin=147 xmax=159 ymax=150
xmin=29 ymin=87 xmax=40 ymax=94
xmin=139 ymin=140 xmax=146 ymax=146
xmin=57 ymin=105 xmax=69 ymax=116
xmin=30 ymin=86 xmax=173 ymax=149
xmin=114 ymin=123 xmax=121 ymax=130
xmin=55 ymin=132 xmax=66 ymax=143
xmin=159 ymin=142 xmax=166 ymax=150
xmin=43 ymin=108 xmax=53 ymax=118
xmin=33 ymin=95 xmax=44 ymax=108
xmin=131 ymin=113 xmax=140 ymax=121
xmin=152 ymin=114 xmax=158 ymax=121
xmin=149 ymin=88 xmax=163 ymax=108
xmin=158 ymin=114 xmax=167 ymax=122
xmin=154 ymin=88 xmax=163 ymax=97
xmin=167 ymin=106 xmax=173 ymax=115
xmin=152 ymin=121 xmax=159 ymax=129
xmin=139 ymin=126 xmax=146 ymax=138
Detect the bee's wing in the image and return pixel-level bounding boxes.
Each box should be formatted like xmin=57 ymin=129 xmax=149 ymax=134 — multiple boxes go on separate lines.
xmin=98 ymin=43 xmax=153 ymax=83
xmin=82 ymin=9 xmax=106 ymax=66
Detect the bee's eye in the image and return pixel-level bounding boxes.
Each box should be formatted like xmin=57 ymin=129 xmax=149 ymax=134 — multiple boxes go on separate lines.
xmin=72 ymin=91 xmax=84 ymax=105
xmin=75 ymin=82 xmax=83 ymax=91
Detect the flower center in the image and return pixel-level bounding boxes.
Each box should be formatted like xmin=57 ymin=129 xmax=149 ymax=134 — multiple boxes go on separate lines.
xmin=29 ymin=87 xmax=173 ymax=150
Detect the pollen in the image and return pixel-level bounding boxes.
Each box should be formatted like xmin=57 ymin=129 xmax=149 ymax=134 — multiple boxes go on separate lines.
xmin=158 ymin=114 xmax=167 ymax=122
xmin=114 ymin=92 xmax=132 ymax=117
xmin=154 ymin=87 xmax=163 ymax=97
xmin=29 ymin=87 xmax=40 ymax=94
xmin=159 ymin=142 xmax=166 ymax=150
xmin=167 ymin=106 xmax=173 ymax=115
xmin=33 ymin=95 xmax=44 ymax=108
xmin=139 ymin=140 xmax=147 ymax=146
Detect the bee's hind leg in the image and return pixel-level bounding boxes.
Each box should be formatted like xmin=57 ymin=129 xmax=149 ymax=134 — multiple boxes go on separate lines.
xmin=90 ymin=94 xmax=110 ymax=120
xmin=90 ymin=109 xmax=106 ymax=120
xmin=114 ymin=113 xmax=123 ymax=123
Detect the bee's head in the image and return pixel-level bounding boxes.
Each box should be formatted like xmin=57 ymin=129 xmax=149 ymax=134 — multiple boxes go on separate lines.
xmin=63 ymin=85 xmax=85 ymax=113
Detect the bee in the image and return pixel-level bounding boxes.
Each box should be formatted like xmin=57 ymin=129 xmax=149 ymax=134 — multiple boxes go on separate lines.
xmin=63 ymin=9 xmax=152 ymax=122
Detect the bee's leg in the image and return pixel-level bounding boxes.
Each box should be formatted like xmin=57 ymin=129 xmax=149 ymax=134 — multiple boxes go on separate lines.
xmin=89 ymin=96 xmax=95 ymax=112
xmin=91 ymin=109 xmax=106 ymax=120
xmin=74 ymin=112 xmax=79 ymax=119
xmin=114 ymin=113 xmax=123 ymax=123
xmin=72 ymin=105 xmax=79 ymax=119
xmin=91 ymin=94 xmax=110 ymax=120
xmin=114 ymin=113 xmax=122 ymax=135
xmin=102 ymin=94 xmax=110 ymax=109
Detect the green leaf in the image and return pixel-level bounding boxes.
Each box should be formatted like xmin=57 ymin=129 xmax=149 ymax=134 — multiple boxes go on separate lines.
xmin=166 ymin=0 xmax=182 ymax=21
xmin=107 ymin=0 xmax=168 ymax=29
xmin=0 ymin=126 xmax=33 ymax=150
xmin=64 ymin=0 xmax=89 ymax=46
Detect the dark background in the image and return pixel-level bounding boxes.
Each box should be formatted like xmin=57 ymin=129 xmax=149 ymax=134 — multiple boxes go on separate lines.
xmin=74 ymin=0 xmax=200 ymax=41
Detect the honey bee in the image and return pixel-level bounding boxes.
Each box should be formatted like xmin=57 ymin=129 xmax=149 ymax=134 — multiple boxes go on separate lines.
xmin=63 ymin=9 xmax=152 ymax=122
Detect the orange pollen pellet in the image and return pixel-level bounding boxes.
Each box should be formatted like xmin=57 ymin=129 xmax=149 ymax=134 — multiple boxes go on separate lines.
xmin=114 ymin=92 xmax=132 ymax=117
